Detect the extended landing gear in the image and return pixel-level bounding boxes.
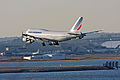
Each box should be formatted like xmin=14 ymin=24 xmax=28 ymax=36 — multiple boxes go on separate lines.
xmin=42 ymin=42 xmax=59 ymax=46
xmin=54 ymin=41 xmax=59 ymax=45
xmin=42 ymin=42 xmax=46 ymax=46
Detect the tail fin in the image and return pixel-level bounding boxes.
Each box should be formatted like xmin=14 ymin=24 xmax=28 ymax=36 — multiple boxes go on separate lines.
xmin=70 ymin=17 xmax=83 ymax=33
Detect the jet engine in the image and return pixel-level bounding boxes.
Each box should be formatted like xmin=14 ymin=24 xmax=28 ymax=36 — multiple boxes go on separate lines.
xmin=22 ymin=37 xmax=29 ymax=42
xmin=22 ymin=37 xmax=34 ymax=43
xmin=76 ymin=36 xmax=84 ymax=39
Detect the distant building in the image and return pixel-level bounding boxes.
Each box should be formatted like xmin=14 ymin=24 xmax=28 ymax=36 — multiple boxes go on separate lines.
xmin=102 ymin=41 xmax=120 ymax=48
xmin=31 ymin=53 xmax=66 ymax=60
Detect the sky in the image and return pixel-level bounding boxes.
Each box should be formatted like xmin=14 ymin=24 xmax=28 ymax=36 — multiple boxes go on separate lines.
xmin=0 ymin=0 xmax=120 ymax=37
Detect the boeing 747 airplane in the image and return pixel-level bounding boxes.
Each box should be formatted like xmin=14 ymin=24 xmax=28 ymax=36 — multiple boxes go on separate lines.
xmin=22 ymin=17 xmax=101 ymax=46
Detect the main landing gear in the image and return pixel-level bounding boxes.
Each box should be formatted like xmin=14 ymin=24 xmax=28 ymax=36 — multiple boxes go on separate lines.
xmin=42 ymin=42 xmax=46 ymax=46
xmin=54 ymin=41 xmax=59 ymax=45
xmin=42 ymin=41 xmax=59 ymax=46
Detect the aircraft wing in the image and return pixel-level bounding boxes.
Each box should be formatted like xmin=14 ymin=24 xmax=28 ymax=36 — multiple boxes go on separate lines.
xmin=68 ymin=30 xmax=102 ymax=35
xmin=83 ymin=30 xmax=103 ymax=35
xmin=68 ymin=30 xmax=102 ymax=39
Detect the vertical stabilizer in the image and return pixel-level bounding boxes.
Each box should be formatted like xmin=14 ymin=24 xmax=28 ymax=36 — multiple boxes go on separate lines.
xmin=70 ymin=17 xmax=83 ymax=33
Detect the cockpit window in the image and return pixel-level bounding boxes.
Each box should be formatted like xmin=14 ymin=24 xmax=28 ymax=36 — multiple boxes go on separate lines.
xmin=28 ymin=31 xmax=42 ymax=33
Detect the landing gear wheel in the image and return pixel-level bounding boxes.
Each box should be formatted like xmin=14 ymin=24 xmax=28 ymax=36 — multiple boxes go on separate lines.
xmin=42 ymin=42 xmax=46 ymax=46
xmin=54 ymin=42 xmax=59 ymax=45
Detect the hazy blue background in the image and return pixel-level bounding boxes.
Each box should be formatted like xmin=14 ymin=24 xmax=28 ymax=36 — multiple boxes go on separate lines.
xmin=0 ymin=0 xmax=120 ymax=37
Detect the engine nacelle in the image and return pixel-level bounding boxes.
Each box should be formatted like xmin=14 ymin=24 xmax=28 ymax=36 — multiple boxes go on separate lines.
xmin=22 ymin=37 xmax=28 ymax=42
xmin=79 ymin=35 xmax=84 ymax=39
xmin=22 ymin=37 xmax=34 ymax=44
xmin=49 ymin=41 xmax=59 ymax=45
xmin=76 ymin=35 xmax=84 ymax=39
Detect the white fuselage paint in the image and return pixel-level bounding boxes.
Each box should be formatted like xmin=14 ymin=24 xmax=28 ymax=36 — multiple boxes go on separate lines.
xmin=25 ymin=29 xmax=77 ymax=42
